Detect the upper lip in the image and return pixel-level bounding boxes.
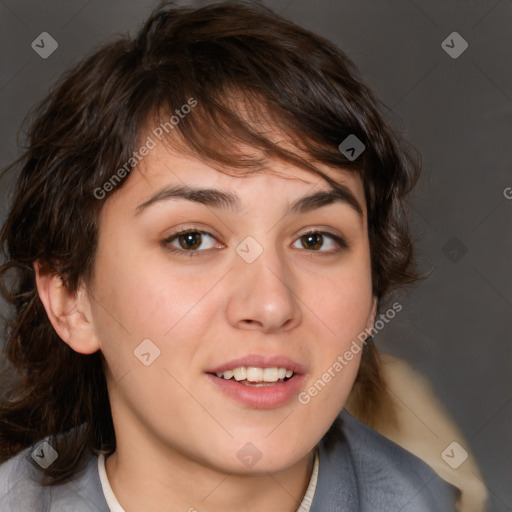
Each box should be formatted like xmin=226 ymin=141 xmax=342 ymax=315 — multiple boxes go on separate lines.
xmin=206 ymin=355 xmax=306 ymax=375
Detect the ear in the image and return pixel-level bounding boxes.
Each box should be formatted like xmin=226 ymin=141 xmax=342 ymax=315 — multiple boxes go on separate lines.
xmin=366 ymin=296 xmax=378 ymax=334
xmin=34 ymin=261 xmax=101 ymax=355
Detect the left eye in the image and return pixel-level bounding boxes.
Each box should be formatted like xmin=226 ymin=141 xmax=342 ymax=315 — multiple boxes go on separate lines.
xmin=291 ymin=231 xmax=345 ymax=252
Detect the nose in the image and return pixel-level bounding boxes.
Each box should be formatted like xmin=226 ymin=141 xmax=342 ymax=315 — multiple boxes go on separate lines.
xmin=225 ymin=241 xmax=303 ymax=334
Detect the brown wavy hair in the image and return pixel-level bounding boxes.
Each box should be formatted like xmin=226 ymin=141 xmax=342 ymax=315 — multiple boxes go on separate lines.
xmin=0 ymin=1 xmax=420 ymax=484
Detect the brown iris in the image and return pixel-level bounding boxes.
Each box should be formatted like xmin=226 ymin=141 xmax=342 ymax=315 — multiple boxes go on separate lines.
xmin=178 ymin=232 xmax=202 ymax=250
xmin=301 ymin=233 xmax=323 ymax=250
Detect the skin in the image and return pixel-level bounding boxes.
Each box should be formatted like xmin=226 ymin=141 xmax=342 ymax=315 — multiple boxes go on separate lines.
xmin=35 ymin=141 xmax=376 ymax=512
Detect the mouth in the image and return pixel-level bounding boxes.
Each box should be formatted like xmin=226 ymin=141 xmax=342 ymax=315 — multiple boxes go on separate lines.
xmin=205 ymin=356 xmax=306 ymax=409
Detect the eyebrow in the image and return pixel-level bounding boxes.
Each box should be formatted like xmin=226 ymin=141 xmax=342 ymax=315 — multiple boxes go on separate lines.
xmin=135 ymin=184 xmax=363 ymax=218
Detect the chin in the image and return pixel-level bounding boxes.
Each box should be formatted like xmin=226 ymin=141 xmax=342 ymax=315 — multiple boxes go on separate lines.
xmin=226 ymin=436 xmax=313 ymax=475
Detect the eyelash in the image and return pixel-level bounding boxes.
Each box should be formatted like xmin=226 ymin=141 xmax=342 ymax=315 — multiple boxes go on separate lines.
xmin=162 ymin=228 xmax=348 ymax=257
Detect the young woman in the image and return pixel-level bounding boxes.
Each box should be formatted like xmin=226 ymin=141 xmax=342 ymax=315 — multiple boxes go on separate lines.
xmin=0 ymin=2 xmax=459 ymax=510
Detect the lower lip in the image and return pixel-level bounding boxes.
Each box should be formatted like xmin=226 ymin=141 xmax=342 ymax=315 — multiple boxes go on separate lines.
xmin=206 ymin=373 xmax=306 ymax=409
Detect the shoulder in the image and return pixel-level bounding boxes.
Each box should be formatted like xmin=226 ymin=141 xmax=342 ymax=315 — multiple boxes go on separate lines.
xmin=375 ymin=354 xmax=487 ymax=511
xmin=0 ymin=447 xmax=44 ymax=511
xmin=312 ymin=410 xmax=459 ymax=511
xmin=0 ymin=444 xmax=108 ymax=512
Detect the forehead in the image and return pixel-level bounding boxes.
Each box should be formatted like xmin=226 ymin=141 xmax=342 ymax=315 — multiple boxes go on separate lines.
xmin=103 ymin=137 xmax=367 ymax=222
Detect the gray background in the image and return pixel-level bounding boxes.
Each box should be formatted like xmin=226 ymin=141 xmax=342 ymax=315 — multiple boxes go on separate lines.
xmin=1 ymin=0 xmax=511 ymax=510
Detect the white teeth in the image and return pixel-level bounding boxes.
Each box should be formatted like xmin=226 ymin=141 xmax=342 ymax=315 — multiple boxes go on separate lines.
xmin=246 ymin=367 xmax=263 ymax=382
xmin=215 ymin=366 xmax=294 ymax=383
xmin=222 ymin=369 xmax=234 ymax=380
xmin=215 ymin=370 xmax=235 ymax=379
xmin=263 ymin=367 xmax=279 ymax=382
xmin=233 ymin=367 xmax=247 ymax=381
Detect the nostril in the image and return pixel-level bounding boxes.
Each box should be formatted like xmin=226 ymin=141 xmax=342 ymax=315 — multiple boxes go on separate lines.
xmin=241 ymin=319 xmax=260 ymax=327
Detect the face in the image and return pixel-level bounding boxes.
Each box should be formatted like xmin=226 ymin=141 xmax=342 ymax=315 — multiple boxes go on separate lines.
xmin=86 ymin=140 xmax=375 ymax=474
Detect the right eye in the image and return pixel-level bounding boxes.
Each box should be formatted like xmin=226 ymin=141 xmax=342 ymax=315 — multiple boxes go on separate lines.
xmin=162 ymin=229 xmax=222 ymax=256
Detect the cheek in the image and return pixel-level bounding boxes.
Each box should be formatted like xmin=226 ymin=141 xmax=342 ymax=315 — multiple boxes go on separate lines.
xmin=88 ymin=240 xmax=225 ymax=374
xmin=298 ymin=267 xmax=372 ymax=410
xmin=92 ymin=236 xmax=202 ymax=331
xmin=305 ymin=256 xmax=373 ymax=345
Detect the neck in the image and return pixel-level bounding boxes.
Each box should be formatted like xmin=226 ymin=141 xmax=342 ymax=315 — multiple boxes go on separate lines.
xmin=105 ymin=443 xmax=315 ymax=512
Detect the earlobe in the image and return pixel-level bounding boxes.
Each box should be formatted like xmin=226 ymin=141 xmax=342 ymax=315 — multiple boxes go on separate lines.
xmin=34 ymin=261 xmax=101 ymax=355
